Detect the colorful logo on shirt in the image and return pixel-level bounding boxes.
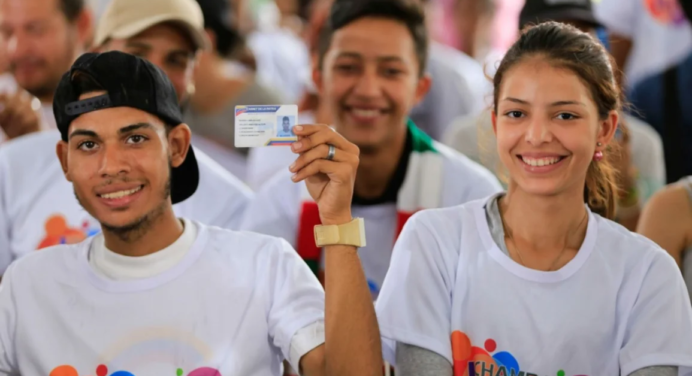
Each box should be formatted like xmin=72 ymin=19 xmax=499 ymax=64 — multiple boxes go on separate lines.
xmin=644 ymin=0 xmax=687 ymax=25
xmin=37 ymin=215 xmax=100 ymax=249
xmin=451 ymin=331 xmax=589 ymax=376
xmin=50 ymin=365 xmax=220 ymax=376
xmin=50 ymin=327 xmax=223 ymax=376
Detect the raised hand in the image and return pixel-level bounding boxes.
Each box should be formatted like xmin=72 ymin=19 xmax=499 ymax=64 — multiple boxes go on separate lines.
xmin=0 ymin=90 xmax=42 ymax=140
xmin=289 ymin=124 xmax=359 ymax=225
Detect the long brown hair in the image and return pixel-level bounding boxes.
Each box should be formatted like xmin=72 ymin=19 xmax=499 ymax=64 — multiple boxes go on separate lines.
xmin=493 ymin=21 xmax=621 ymax=219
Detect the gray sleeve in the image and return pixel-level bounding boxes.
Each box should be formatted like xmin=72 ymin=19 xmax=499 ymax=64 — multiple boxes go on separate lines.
xmin=395 ymin=342 xmax=452 ymax=376
xmin=629 ymin=366 xmax=678 ymax=376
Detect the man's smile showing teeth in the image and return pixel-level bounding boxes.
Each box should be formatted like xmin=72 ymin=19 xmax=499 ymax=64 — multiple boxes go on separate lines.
xmin=521 ymin=156 xmax=562 ymax=167
xmin=99 ymin=186 xmax=142 ymax=199
xmin=351 ymin=109 xmax=379 ymax=118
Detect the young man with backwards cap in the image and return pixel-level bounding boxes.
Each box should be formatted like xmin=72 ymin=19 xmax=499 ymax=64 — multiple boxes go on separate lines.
xmin=0 ymin=51 xmax=382 ymax=375
xmin=0 ymin=0 xmax=252 ymax=273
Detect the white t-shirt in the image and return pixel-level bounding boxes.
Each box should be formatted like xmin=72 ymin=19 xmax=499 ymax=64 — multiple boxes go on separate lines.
xmin=594 ymin=0 xmax=692 ymax=88
xmin=0 ymin=221 xmax=325 ymax=375
xmin=89 ymin=218 xmax=197 ymax=281
xmin=443 ymin=110 xmax=667 ymax=203
xmin=241 ymin=144 xmax=502 ymax=296
xmin=0 ymin=130 xmax=254 ymax=274
xmin=375 ymin=197 xmax=692 ymax=375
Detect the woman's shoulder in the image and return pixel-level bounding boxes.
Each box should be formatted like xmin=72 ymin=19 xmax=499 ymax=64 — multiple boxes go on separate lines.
xmin=402 ymin=198 xmax=490 ymax=251
xmin=409 ymin=198 xmax=487 ymax=229
xmin=596 ymin=214 xmax=678 ymax=266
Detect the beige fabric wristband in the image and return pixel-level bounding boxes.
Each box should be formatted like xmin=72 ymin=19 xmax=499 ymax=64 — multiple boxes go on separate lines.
xmin=314 ymin=218 xmax=367 ymax=247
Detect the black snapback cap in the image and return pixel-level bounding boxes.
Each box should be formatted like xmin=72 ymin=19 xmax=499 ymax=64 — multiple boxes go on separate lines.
xmin=519 ymin=0 xmax=601 ymax=30
xmin=53 ymin=51 xmax=199 ymax=205
xmin=680 ymin=0 xmax=692 ymax=23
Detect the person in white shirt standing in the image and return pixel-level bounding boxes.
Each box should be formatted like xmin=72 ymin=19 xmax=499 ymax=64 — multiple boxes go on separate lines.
xmin=0 ymin=0 xmax=253 ymax=274
xmin=242 ymin=0 xmax=502 ymax=299
xmin=376 ymin=22 xmax=692 ymax=375
xmin=0 ymin=50 xmax=382 ymax=376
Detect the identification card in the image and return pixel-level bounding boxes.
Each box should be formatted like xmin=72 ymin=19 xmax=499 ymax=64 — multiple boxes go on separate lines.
xmin=234 ymin=105 xmax=299 ymax=147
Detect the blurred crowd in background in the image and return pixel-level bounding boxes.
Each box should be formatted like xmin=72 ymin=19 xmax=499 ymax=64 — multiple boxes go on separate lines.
xmin=0 ymin=0 xmax=691 ymax=328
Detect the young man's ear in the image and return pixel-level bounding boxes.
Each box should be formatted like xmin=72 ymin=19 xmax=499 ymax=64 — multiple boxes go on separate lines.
xmin=311 ymin=56 xmax=324 ymax=95
xmin=75 ymin=8 xmax=95 ymax=49
xmin=412 ymin=73 xmax=432 ymax=107
xmin=491 ymin=110 xmax=497 ymax=136
xmin=168 ymin=124 xmax=192 ymax=168
xmin=204 ymin=28 xmax=217 ymax=52
xmin=56 ymin=141 xmax=72 ymax=181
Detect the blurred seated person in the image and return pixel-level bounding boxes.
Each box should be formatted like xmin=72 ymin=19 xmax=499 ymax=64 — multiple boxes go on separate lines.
xmin=244 ymin=0 xmax=311 ymax=103
xmin=443 ymin=0 xmax=666 ymax=231
xmin=594 ymin=0 xmax=692 ymax=90
xmin=628 ymin=0 xmax=692 ymax=184
xmin=185 ymin=0 xmax=284 ymax=181
xmin=638 ymin=176 xmax=692 ymax=306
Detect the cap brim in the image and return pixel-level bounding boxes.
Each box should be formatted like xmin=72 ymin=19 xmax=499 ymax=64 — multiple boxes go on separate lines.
xmin=171 ymin=144 xmax=199 ymax=204
xmin=99 ymin=14 xmax=207 ymax=51
xmin=520 ymin=9 xmax=602 ymax=30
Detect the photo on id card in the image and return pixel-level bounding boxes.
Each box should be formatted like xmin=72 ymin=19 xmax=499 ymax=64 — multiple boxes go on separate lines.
xmin=234 ymin=105 xmax=299 ymax=147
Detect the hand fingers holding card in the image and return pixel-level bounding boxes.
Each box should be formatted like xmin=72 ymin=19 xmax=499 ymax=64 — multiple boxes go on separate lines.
xmin=291 ymin=124 xmax=359 ymax=155
xmin=290 ymin=124 xmax=359 ymax=225
xmin=289 ymin=141 xmax=359 ymax=182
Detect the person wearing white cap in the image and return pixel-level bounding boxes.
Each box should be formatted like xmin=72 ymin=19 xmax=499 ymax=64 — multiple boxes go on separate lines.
xmin=0 ymin=0 xmax=252 ymax=276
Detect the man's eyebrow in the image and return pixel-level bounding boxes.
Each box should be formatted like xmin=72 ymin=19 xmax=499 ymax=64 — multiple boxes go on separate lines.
xmin=124 ymin=41 xmax=151 ymax=50
xmin=167 ymin=49 xmax=195 ymax=59
xmin=377 ymin=56 xmax=405 ymax=64
xmin=68 ymin=129 xmax=99 ymax=140
xmin=335 ymin=52 xmax=362 ymax=60
xmin=119 ymin=123 xmax=154 ymax=134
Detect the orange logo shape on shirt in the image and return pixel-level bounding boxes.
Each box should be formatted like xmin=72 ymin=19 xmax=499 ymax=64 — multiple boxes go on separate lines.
xmin=37 ymin=215 xmax=90 ymax=249
xmin=644 ymin=0 xmax=686 ymax=25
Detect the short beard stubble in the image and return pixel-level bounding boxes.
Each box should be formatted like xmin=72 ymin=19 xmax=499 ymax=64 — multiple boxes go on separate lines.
xmin=75 ymin=166 xmax=173 ymax=244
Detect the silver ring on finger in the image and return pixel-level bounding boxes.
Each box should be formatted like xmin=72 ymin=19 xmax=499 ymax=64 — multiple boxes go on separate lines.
xmin=326 ymin=144 xmax=336 ymax=161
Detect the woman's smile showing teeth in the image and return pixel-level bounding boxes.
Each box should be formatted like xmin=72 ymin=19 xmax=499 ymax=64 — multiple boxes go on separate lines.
xmin=521 ymin=156 xmax=562 ymax=167
xmin=517 ymin=154 xmax=567 ymax=173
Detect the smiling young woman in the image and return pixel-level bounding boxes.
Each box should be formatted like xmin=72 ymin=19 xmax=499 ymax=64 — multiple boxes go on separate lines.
xmin=375 ymin=22 xmax=692 ymax=376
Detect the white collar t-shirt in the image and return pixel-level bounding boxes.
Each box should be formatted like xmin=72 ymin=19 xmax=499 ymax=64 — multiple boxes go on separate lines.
xmin=0 ymin=222 xmax=325 ymax=375
xmin=375 ymin=197 xmax=692 ymax=375
xmin=89 ymin=218 xmax=197 ymax=280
